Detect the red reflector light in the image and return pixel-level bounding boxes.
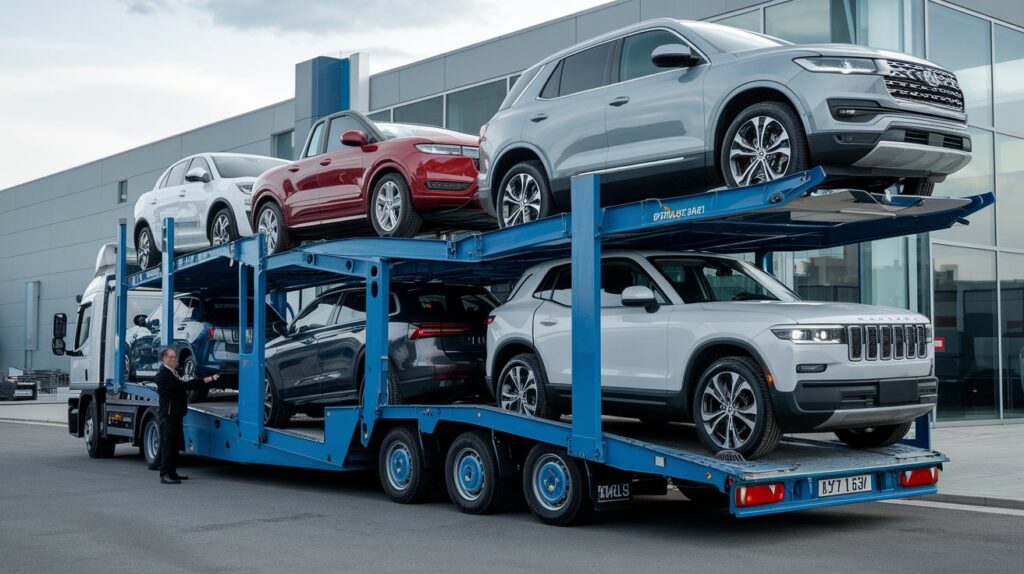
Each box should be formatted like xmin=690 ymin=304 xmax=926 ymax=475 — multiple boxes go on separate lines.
xmin=933 ymin=337 xmax=945 ymax=352
xmin=735 ymin=483 xmax=785 ymax=507
xmin=900 ymin=467 xmax=939 ymax=488
xmin=486 ymin=316 xmax=495 ymax=325
xmin=410 ymin=323 xmax=474 ymax=340
xmin=207 ymin=327 xmax=215 ymax=340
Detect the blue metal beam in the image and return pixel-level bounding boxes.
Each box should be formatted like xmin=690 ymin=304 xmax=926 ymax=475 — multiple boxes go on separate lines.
xmin=361 ymin=258 xmax=390 ymax=446
xmin=114 ymin=220 xmax=128 ymax=391
xmin=160 ymin=218 xmax=175 ymax=353
xmin=238 ymin=235 xmax=267 ymax=442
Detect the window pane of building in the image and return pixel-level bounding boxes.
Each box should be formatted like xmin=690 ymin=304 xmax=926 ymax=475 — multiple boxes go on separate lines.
xmin=997 ymin=134 xmax=1024 ymax=249
xmin=273 ymin=130 xmax=294 ymax=160
xmin=1000 ymin=253 xmax=1024 ymax=418
xmin=766 ymin=0 xmax=830 ymax=44
xmin=393 ymin=96 xmax=443 ymax=127
xmin=715 ymin=10 xmax=760 ymax=33
xmin=932 ymin=245 xmax=998 ymax=421
xmin=367 ymin=110 xmax=391 ymax=123
xmin=855 ymin=0 xmax=902 ymax=51
xmin=928 ymin=3 xmax=993 ymax=126
xmin=862 ymin=237 xmax=910 ymax=309
xmin=117 ymin=180 xmax=128 ymax=204
xmin=446 ymin=79 xmax=506 ymax=135
xmin=793 ymin=245 xmax=860 ymax=303
xmin=934 ymin=127 xmax=994 ymax=245
xmin=994 ymin=24 xmax=1024 ymax=137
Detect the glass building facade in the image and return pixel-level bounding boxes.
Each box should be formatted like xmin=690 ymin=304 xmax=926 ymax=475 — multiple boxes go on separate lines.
xmin=367 ymin=0 xmax=1024 ymax=423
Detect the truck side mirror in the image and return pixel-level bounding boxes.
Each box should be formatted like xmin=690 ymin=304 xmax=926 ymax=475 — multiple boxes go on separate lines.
xmin=51 ymin=337 xmax=66 ymax=356
xmin=133 ymin=314 xmax=149 ymax=328
xmin=53 ymin=313 xmax=67 ymax=339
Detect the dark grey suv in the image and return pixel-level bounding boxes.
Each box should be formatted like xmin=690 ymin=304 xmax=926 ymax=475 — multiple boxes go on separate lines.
xmin=478 ymin=19 xmax=972 ymax=228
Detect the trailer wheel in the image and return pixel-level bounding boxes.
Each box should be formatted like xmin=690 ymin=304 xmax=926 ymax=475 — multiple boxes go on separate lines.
xmin=693 ymin=356 xmax=781 ymax=460
xmin=379 ymin=426 xmax=434 ymax=504
xmin=445 ymin=431 xmax=508 ymax=515
xmin=522 ymin=443 xmax=591 ymax=526
xmin=85 ymin=401 xmax=116 ymax=459
xmin=140 ymin=414 xmax=161 ymax=467
xmin=834 ymin=422 xmax=912 ymax=449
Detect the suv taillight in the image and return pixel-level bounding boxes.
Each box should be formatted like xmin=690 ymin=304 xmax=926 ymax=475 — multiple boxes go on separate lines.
xmin=409 ymin=323 xmax=474 ymax=340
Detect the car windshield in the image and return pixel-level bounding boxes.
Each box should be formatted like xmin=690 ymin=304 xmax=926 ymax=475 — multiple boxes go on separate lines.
xmin=127 ymin=292 xmax=160 ymax=324
xmin=650 ymin=256 xmax=799 ymax=303
xmin=211 ymin=156 xmax=288 ymax=179
xmin=375 ymin=122 xmax=467 ymax=140
xmin=685 ymin=21 xmax=789 ymax=53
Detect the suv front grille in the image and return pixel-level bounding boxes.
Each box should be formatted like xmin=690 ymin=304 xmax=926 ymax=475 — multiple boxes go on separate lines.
xmin=884 ymin=60 xmax=964 ymax=112
xmin=848 ymin=324 xmax=930 ymax=362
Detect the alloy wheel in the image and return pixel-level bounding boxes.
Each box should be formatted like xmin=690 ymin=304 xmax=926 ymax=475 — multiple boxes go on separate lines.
xmin=257 ymin=208 xmax=278 ymax=254
xmin=181 ymin=356 xmax=196 ymax=381
xmin=374 ymin=180 xmax=403 ymax=233
xmin=499 ymin=364 xmax=538 ymax=416
xmin=501 ymin=173 xmax=541 ymax=227
xmin=729 ymin=116 xmax=791 ymax=186
xmin=211 ymin=213 xmax=232 ymax=245
xmin=700 ymin=370 xmax=758 ymax=450
xmin=138 ymin=230 xmax=152 ymax=269
xmin=264 ymin=377 xmax=274 ymax=424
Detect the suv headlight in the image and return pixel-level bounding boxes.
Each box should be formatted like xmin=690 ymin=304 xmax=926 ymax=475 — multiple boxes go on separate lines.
xmin=772 ymin=325 xmax=846 ymax=343
xmin=794 ymin=56 xmax=879 ymax=74
xmin=236 ymin=183 xmax=254 ymax=195
xmin=416 ymin=143 xmax=479 ymax=158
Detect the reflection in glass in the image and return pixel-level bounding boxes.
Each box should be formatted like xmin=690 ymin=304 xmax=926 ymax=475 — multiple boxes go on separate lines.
xmin=934 ymin=127 xmax=994 ymax=245
xmin=393 ymin=96 xmax=443 ymax=127
xmin=996 ymin=134 xmax=1024 ymax=249
xmin=766 ymin=0 xmax=830 ymax=44
xmin=793 ymin=246 xmax=860 ymax=303
xmin=928 ymin=3 xmax=993 ymax=126
xmin=1000 ymin=253 xmax=1024 ymax=418
xmin=932 ymin=245 xmax=998 ymax=420
xmin=862 ymin=237 xmax=909 ymax=309
xmin=446 ymin=80 xmax=507 ymax=136
xmin=995 ymin=24 xmax=1024 ymax=137
xmin=854 ymin=0 xmax=902 ymax=51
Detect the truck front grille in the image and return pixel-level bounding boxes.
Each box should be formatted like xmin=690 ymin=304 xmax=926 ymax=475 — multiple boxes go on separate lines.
xmin=848 ymin=324 xmax=930 ymax=361
xmin=884 ymin=60 xmax=964 ymax=112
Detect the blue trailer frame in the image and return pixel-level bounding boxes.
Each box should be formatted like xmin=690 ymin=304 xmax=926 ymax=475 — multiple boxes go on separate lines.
xmin=106 ymin=167 xmax=992 ymax=519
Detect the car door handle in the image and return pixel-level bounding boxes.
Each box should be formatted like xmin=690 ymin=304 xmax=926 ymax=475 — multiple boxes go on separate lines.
xmin=319 ymin=158 xmax=332 ymax=166
xmin=609 ymin=96 xmax=630 ymax=107
xmin=178 ymin=191 xmax=186 ymax=197
xmin=176 ymin=325 xmax=186 ymax=330
xmin=530 ymin=113 xmax=548 ymax=122
xmin=149 ymin=199 xmax=157 ymax=204
xmin=539 ymin=319 xmax=558 ymax=326
xmin=287 ymin=166 xmax=300 ymax=173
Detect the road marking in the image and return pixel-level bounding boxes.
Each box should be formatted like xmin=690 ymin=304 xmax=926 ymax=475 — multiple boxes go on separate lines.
xmin=882 ymin=498 xmax=1024 ymax=517
xmin=0 ymin=419 xmax=65 ymax=428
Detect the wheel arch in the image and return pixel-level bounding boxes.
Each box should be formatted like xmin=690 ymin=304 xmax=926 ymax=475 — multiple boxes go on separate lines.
xmin=205 ymin=199 xmax=236 ymax=240
xmin=488 ymin=144 xmax=551 ymax=209
xmin=251 ymin=191 xmax=282 ymax=231
xmin=363 ymin=162 xmax=411 ymax=211
xmin=489 ymin=337 xmax=553 ymax=401
xmin=681 ymin=338 xmax=774 ymax=415
xmin=133 ymin=218 xmax=156 ymax=252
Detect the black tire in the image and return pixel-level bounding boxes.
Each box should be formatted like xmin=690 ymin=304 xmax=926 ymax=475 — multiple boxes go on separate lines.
xmin=264 ymin=372 xmax=292 ymax=428
xmin=445 ymin=431 xmax=509 ymax=515
xmin=379 ymin=426 xmax=435 ymax=504
xmin=834 ymin=422 xmax=912 ymax=449
xmin=255 ymin=201 xmax=290 ymax=255
xmin=495 ymin=352 xmax=556 ymax=419
xmin=522 ymin=443 xmax=591 ymax=526
xmin=140 ymin=413 xmax=161 ymax=467
xmin=897 ymin=178 xmax=934 ymax=197
xmin=208 ymin=207 xmax=240 ymax=246
xmin=369 ymin=173 xmax=422 ymax=238
xmin=136 ymin=225 xmax=160 ymax=270
xmin=85 ymin=401 xmax=116 ymax=459
xmin=719 ymin=101 xmax=809 ymax=188
xmin=357 ymin=367 xmax=403 ymax=407
xmin=496 ymin=160 xmax=554 ymax=228
xmin=124 ymin=354 xmax=134 ymax=382
xmin=692 ymin=356 xmax=782 ymax=460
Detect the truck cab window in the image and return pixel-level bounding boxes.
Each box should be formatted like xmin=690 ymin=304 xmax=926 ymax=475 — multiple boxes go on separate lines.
xmin=74 ymin=303 xmax=92 ymax=350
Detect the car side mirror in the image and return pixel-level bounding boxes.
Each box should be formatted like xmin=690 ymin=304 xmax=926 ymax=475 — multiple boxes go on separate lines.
xmin=133 ymin=314 xmax=149 ymax=328
xmin=651 ymin=43 xmax=696 ymax=68
xmin=148 ymin=318 xmax=160 ymax=332
xmin=341 ymin=129 xmax=368 ymax=147
xmin=621 ymin=285 xmax=659 ymax=313
xmin=271 ymin=321 xmax=289 ymax=338
xmin=185 ymin=167 xmax=212 ymax=183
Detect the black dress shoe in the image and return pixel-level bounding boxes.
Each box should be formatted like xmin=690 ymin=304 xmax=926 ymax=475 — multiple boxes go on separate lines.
xmin=160 ymin=476 xmax=181 ymax=485
xmin=170 ymin=474 xmax=189 ymax=480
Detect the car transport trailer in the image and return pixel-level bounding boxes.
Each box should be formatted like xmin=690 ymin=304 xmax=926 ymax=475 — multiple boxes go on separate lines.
xmin=66 ymin=166 xmax=992 ymax=523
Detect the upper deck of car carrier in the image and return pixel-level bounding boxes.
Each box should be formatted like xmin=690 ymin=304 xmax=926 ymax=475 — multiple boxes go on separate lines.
xmin=102 ymin=166 xmax=992 ymax=518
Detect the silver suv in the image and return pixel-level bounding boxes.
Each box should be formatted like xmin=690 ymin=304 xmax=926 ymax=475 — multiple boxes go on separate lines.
xmin=478 ymin=19 xmax=972 ymax=228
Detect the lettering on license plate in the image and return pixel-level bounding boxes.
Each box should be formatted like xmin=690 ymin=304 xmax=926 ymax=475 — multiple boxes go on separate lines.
xmin=818 ymin=474 xmax=872 ymax=498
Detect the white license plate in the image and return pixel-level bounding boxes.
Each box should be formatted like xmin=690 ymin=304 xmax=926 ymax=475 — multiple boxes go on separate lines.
xmin=818 ymin=474 xmax=872 ymax=498
xmin=14 ymin=389 xmax=33 ymax=397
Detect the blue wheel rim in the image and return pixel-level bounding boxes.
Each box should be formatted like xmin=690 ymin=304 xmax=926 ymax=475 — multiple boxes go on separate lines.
xmin=453 ymin=447 xmax=485 ymax=501
xmin=386 ymin=443 xmax=413 ymax=491
xmin=533 ymin=453 xmax=570 ymax=511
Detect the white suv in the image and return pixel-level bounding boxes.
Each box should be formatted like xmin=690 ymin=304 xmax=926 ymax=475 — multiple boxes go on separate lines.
xmin=486 ymin=251 xmax=935 ymax=459
xmin=133 ymin=153 xmax=288 ymax=268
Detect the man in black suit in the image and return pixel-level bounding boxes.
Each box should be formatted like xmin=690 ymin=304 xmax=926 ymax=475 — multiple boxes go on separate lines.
xmin=154 ymin=347 xmax=217 ymax=484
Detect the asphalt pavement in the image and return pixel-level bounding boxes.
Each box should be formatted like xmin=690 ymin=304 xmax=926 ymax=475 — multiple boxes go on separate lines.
xmin=1 ymin=421 xmax=1022 ymax=574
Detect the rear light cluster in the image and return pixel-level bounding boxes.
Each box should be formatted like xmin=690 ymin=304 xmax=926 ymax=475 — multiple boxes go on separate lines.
xmin=409 ymin=323 xmax=474 ymax=340
xmin=900 ymin=467 xmax=939 ymax=488
xmin=735 ymin=483 xmax=785 ymax=507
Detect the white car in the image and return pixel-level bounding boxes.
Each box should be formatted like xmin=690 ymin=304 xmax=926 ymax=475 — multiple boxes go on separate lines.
xmin=486 ymin=250 xmax=936 ymax=459
xmin=133 ymin=153 xmax=289 ymax=268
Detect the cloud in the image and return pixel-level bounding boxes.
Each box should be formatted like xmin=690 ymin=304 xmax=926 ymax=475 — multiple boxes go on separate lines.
xmin=121 ymin=0 xmax=477 ymax=34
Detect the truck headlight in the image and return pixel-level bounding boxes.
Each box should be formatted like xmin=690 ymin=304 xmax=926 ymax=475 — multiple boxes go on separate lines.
xmin=794 ymin=56 xmax=879 ymax=74
xmin=772 ymin=325 xmax=846 ymax=343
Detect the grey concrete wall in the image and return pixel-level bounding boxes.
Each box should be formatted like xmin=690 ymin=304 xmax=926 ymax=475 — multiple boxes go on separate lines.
xmin=0 ymin=99 xmax=294 ymax=374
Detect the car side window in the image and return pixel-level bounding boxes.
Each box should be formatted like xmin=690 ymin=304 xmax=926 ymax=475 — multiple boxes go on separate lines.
xmin=157 ymin=170 xmax=171 ymax=189
xmin=304 ymin=121 xmax=326 ymax=158
xmin=557 ymin=41 xmax=614 ymax=97
xmin=188 ymin=156 xmax=212 ymax=179
xmin=326 ymin=116 xmax=368 ymax=153
xmin=165 ymin=160 xmax=189 ymax=187
xmin=174 ymin=298 xmax=198 ymax=322
xmin=620 ymin=30 xmax=685 ymax=82
xmin=290 ymin=293 xmax=339 ymax=333
xmin=539 ymin=60 xmax=563 ymax=99
xmin=335 ymin=291 xmax=367 ymax=324
xmin=535 ymin=260 xmax=667 ymax=307
xmin=701 ymin=265 xmax=777 ymax=302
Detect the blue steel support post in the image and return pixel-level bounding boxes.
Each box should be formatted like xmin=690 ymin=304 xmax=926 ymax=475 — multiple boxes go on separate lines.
xmin=361 ymin=258 xmax=390 ymax=446
xmin=113 ymin=220 xmax=128 ymax=392
xmin=569 ymin=174 xmax=605 ymax=462
xmin=161 ymin=218 xmax=175 ymax=352
xmin=238 ymin=237 xmax=266 ymax=443
xmin=269 ymin=290 xmax=289 ymax=322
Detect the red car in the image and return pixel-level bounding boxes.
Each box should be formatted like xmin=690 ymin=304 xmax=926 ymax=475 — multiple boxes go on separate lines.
xmin=251 ymin=111 xmax=484 ymax=253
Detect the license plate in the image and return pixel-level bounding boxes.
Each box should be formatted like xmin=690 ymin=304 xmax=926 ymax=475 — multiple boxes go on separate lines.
xmin=14 ymin=389 xmax=33 ymax=397
xmin=818 ymin=474 xmax=872 ymax=498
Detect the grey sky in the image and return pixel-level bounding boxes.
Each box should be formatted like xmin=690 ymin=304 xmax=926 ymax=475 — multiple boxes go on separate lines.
xmin=0 ymin=0 xmax=607 ymax=189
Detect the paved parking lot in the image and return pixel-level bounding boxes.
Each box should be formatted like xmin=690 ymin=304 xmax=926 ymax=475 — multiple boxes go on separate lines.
xmin=1 ymin=421 xmax=1022 ymax=574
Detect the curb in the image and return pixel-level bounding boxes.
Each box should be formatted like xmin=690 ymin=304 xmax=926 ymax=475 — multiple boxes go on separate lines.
xmin=923 ymin=493 xmax=1024 ymax=511
xmin=0 ymin=417 xmax=65 ymax=427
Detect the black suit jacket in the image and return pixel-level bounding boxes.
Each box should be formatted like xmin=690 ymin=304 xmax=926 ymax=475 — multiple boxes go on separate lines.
xmin=155 ymin=365 xmax=204 ymax=417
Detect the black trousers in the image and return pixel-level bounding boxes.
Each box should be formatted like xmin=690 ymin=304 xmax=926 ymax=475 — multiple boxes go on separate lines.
xmin=158 ymin=413 xmax=183 ymax=477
